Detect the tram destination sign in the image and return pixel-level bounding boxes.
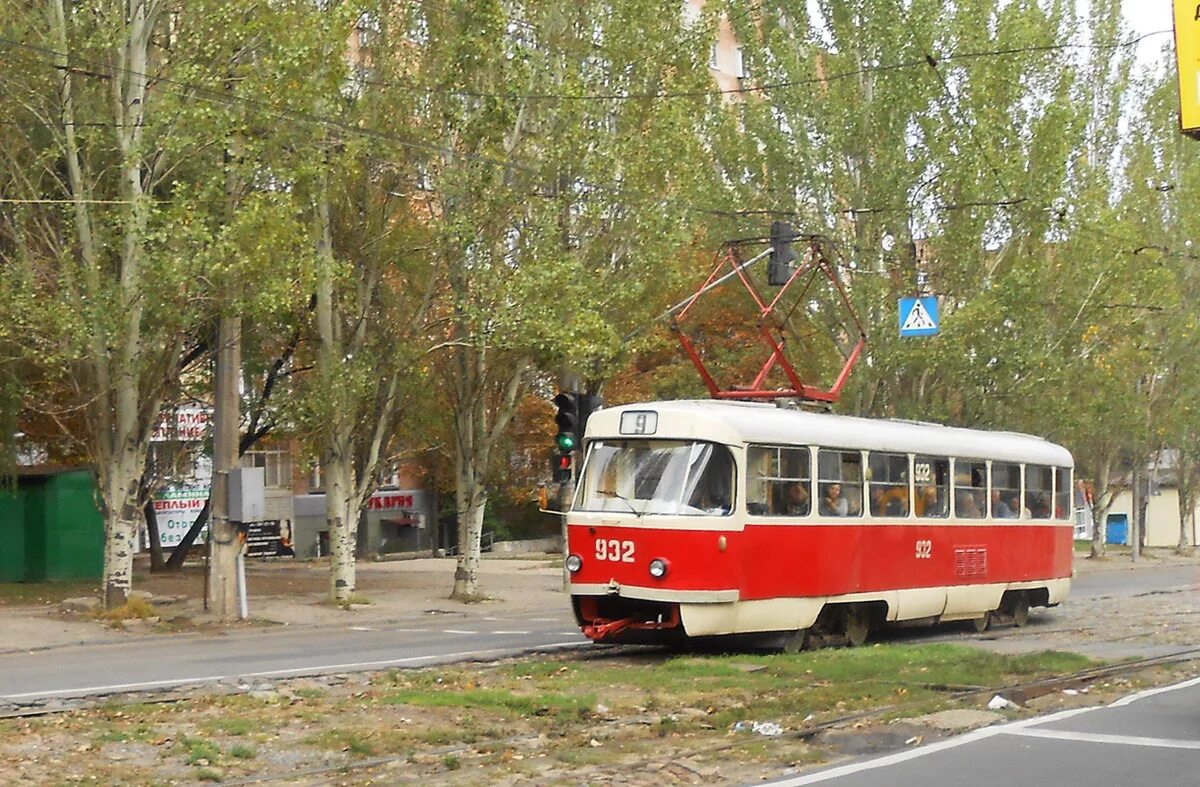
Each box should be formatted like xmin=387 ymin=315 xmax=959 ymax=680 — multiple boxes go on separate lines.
xmin=620 ymin=411 xmax=658 ymax=435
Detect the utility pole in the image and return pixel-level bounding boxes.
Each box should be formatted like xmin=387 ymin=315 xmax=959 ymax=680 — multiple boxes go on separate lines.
xmin=208 ymin=315 xmax=241 ymax=620
xmin=209 ymin=106 xmax=243 ymax=620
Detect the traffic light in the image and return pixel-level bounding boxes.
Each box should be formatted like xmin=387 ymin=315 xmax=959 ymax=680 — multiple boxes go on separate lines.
xmin=552 ymin=392 xmax=580 ymax=453
xmin=553 ymin=391 xmax=602 ymax=453
xmin=768 ymin=220 xmax=798 ymax=286
xmin=551 ymin=450 xmax=573 ymax=483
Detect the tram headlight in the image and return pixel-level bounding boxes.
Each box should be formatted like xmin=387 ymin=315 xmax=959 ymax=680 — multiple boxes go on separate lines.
xmin=648 ymin=558 xmax=669 ymax=579
xmin=565 ymin=554 xmax=583 ymax=573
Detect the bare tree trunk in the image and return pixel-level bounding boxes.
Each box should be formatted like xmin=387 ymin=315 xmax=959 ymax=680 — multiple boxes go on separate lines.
xmin=452 ymin=456 xmax=486 ymax=601
xmin=1090 ymin=455 xmax=1113 ymax=559
xmin=324 ymin=444 xmax=357 ymax=602
xmin=1179 ymin=449 xmax=1196 ymax=554
xmin=100 ymin=451 xmax=145 ymax=607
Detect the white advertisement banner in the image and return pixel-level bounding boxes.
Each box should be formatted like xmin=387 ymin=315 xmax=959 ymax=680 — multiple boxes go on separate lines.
xmin=151 ymin=407 xmax=211 ymax=442
xmin=153 ymin=486 xmax=209 ymax=548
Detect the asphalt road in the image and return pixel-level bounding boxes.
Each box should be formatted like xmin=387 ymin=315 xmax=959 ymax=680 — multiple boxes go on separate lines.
xmin=1 ymin=560 xmax=1194 ymax=706
xmin=0 ymin=608 xmax=585 ymax=706
xmin=1071 ymin=563 xmax=1200 ymax=599
xmin=766 ymin=676 xmax=1200 ymax=787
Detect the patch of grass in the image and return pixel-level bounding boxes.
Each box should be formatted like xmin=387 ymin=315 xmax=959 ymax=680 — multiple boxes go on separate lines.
xmin=382 ymin=687 xmax=594 ymax=718
xmin=196 ymin=768 xmax=223 ymax=782
xmin=96 ymin=596 xmax=158 ymax=622
xmin=293 ymin=687 xmax=326 ymax=699
xmin=200 ymin=717 xmax=256 ymax=737
xmin=413 ymin=727 xmax=462 ymax=746
xmin=229 ymin=743 xmax=257 ymax=760
xmin=443 ymin=754 xmax=461 ymax=770
xmin=93 ymin=722 xmax=157 ymax=745
xmin=304 ymin=728 xmax=380 ymax=756
xmin=179 ymin=736 xmax=222 ymax=766
xmin=554 ymin=745 xmax=611 ymax=766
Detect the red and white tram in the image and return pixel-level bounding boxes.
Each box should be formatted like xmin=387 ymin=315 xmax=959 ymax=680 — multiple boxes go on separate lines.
xmin=564 ymin=400 xmax=1073 ymax=648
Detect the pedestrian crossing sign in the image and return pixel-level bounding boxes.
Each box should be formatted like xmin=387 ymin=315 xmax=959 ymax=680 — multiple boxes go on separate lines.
xmin=898 ymin=296 xmax=939 ymax=337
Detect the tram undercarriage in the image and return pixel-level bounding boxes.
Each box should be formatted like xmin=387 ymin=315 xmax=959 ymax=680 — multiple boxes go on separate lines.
xmin=572 ymin=586 xmax=1059 ymax=650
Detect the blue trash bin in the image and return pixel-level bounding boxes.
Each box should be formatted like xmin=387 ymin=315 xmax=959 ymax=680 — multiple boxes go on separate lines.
xmin=1106 ymin=513 xmax=1129 ymax=545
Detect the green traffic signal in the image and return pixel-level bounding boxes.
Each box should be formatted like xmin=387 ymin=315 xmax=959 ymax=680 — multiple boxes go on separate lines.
xmin=556 ymin=432 xmax=577 ymax=452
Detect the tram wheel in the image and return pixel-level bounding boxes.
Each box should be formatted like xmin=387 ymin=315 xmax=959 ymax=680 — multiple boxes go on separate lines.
xmin=783 ymin=628 xmax=809 ymax=654
xmin=971 ymin=612 xmax=991 ymax=633
xmin=1006 ymin=593 xmax=1030 ymax=628
xmin=843 ymin=605 xmax=870 ymax=647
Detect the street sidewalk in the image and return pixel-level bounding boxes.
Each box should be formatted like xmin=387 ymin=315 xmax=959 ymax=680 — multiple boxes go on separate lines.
xmin=1 ymin=547 xmax=1197 ymax=655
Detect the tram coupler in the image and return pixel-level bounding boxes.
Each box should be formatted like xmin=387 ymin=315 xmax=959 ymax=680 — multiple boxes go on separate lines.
xmin=581 ymin=605 xmax=681 ymax=642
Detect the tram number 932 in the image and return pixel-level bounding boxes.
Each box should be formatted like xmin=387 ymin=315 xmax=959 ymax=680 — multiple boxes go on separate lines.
xmin=915 ymin=539 xmax=933 ymax=559
xmin=595 ymin=539 xmax=636 ymax=563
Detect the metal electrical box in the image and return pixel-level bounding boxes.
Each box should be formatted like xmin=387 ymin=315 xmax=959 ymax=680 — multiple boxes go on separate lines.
xmin=229 ymin=467 xmax=266 ymax=522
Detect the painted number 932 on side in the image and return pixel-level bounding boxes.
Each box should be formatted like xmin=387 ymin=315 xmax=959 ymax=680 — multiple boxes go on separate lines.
xmin=595 ymin=539 xmax=635 ymax=563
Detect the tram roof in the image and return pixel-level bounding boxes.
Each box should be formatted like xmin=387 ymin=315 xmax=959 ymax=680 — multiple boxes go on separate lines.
xmin=586 ymin=400 xmax=1073 ymax=467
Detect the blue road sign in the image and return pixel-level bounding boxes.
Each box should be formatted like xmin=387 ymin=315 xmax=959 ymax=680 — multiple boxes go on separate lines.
xmin=898 ymin=296 xmax=939 ymax=337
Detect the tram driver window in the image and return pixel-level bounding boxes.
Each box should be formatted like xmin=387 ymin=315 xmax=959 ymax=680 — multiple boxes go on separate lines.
xmin=817 ymin=449 xmax=862 ymax=517
xmin=1024 ymin=465 xmax=1052 ymax=519
xmin=575 ymin=440 xmax=735 ymax=516
xmin=954 ymin=461 xmax=987 ymax=519
xmin=867 ymin=452 xmax=909 ymax=517
xmin=991 ymin=463 xmax=1022 ymax=518
xmin=914 ymin=456 xmax=950 ymax=518
xmin=746 ymin=445 xmax=811 ymax=517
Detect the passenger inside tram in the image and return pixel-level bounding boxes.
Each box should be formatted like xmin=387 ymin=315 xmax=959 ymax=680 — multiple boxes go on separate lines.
xmin=820 ymin=483 xmax=850 ymax=516
xmin=869 ymin=485 xmax=909 ymax=517
xmin=991 ymin=489 xmax=1015 ymax=518
xmin=784 ymin=481 xmax=810 ymax=516
xmin=957 ymin=491 xmax=983 ymax=518
xmin=915 ymin=485 xmax=945 ymax=517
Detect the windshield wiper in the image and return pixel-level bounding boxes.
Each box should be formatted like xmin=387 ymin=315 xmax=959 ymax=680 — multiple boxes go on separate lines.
xmin=596 ymin=488 xmax=644 ymax=518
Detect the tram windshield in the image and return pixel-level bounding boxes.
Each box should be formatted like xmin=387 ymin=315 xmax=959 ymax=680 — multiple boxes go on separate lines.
xmin=575 ymin=440 xmax=735 ymax=516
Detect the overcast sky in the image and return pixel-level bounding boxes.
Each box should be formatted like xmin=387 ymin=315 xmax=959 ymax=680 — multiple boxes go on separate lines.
xmin=1122 ymin=0 xmax=1175 ymax=68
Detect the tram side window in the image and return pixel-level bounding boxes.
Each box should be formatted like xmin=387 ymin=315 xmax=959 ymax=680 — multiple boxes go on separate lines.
xmin=1025 ymin=465 xmax=1053 ymax=519
xmin=817 ymin=450 xmax=862 ymax=517
xmin=914 ymin=456 xmax=950 ymax=518
xmin=1055 ymin=467 xmax=1072 ymax=520
xmin=747 ymin=446 xmax=811 ymax=517
xmin=867 ymin=452 xmax=909 ymax=517
xmin=991 ymin=463 xmax=1022 ymax=518
xmin=954 ymin=460 xmax=987 ymax=519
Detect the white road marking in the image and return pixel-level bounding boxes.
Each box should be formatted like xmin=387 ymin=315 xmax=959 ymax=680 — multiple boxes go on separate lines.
xmin=391 ymin=628 xmax=432 ymax=633
xmin=1003 ymin=728 xmax=1200 ymax=750
xmin=0 ymin=641 xmax=585 ymax=702
xmin=442 ymin=629 xmax=477 ymax=635
xmin=1108 ymin=673 xmax=1200 ymax=707
xmin=490 ymin=630 xmax=531 ymax=635
xmin=761 ymin=707 xmax=1095 ymax=785
xmin=530 ymin=618 xmax=558 ymax=622
xmin=764 ymin=672 xmax=1200 ymax=785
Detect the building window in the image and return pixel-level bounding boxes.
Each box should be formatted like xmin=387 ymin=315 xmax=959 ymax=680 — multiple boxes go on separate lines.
xmin=243 ymin=449 xmax=291 ymax=489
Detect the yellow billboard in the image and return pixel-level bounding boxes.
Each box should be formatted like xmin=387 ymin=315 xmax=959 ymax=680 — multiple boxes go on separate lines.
xmin=1177 ymin=0 xmax=1200 ymax=135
